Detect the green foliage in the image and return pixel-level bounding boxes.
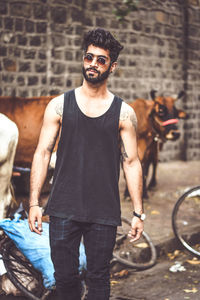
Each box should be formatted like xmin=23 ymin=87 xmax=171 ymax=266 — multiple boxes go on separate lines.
xmin=113 ymin=0 xmax=139 ymax=22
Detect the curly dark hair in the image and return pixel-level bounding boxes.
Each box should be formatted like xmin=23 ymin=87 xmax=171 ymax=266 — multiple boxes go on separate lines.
xmin=83 ymin=28 xmax=124 ymax=63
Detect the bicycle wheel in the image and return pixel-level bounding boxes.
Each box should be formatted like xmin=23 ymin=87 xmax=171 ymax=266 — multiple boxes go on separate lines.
xmin=113 ymin=217 xmax=157 ymax=270
xmin=1 ymin=236 xmax=51 ymax=300
xmin=172 ymin=186 xmax=200 ymax=258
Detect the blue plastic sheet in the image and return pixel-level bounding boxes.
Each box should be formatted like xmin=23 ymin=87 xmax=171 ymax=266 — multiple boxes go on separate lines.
xmin=0 ymin=214 xmax=86 ymax=289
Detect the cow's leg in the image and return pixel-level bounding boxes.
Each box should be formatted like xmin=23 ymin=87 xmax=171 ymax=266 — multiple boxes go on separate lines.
xmin=142 ymin=163 xmax=149 ymax=199
xmin=148 ymin=142 xmax=158 ymax=189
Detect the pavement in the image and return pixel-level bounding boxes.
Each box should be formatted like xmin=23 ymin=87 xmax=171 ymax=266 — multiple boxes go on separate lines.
xmin=118 ymin=160 xmax=200 ymax=258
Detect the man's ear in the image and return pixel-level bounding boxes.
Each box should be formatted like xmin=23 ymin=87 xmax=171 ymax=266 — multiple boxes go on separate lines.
xmin=110 ymin=62 xmax=117 ymax=73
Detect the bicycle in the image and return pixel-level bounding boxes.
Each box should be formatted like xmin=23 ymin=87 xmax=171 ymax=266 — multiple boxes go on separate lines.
xmin=112 ymin=217 xmax=157 ymax=270
xmin=172 ymin=185 xmax=200 ymax=258
xmin=0 ymin=231 xmax=87 ymax=300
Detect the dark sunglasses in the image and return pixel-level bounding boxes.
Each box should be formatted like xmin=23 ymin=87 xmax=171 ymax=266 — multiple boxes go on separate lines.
xmin=83 ymin=53 xmax=109 ymax=67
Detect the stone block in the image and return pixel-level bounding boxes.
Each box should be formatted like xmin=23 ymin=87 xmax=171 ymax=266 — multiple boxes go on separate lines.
xmin=50 ymin=89 xmax=62 ymax=95
xmin=19 ymin=62 xmax=31 ymax=72
xmin=24 ymin=50 xmax=36 ymax=59
xmin=33 ymin=4 xmax=47 ymax=19
xmin=30 ymin=36 xmax=41 ymax=47
xmin=41 ymin=76 xmax=47 ymax=84
xmin=75 ymin=50 xmax=82 ymax=61
xmin=71 ymin=7 xmax=83 ymax=22
xmin=18 ymin=89 xmax=29 ymax=97
xmin=36 ymin=22 xmax=47 ymax=33
xmin=132 ymin=20 xmax=142 ymax=31
xmin=65 ymin=50 xmax=73 ymax=61
xmin=35 ymin=63 xmax=47 ymax=73
xmin=17 ymin=76 xmax=25 ymax=86
xmin=75 ymin=25 xmax=83 ymax=35
xmin=3 ymin=58 xmax=17 ymax=72
xmin=0 ymin=2 xmax=7 ymax=14
xmin=110 ymin=20 xmax=119 ymax=29
xmin=9 ymin=47 xmax=21 ymax=57
xmin=66 ymin=79 xmax=72 ymax=87
xmin=15 ymin=18 xmax=23 ymax=31
xmin=50 ymin=77 xmax=64 ymax=86
xmin=25 ymin=20 xmax=34 ymax=33
xmin=164 ymin=26 xmax=173 ymax=36
xmin=52 ymin=35 xmax=66 ymax=47
xmin=4 ymin=17 xmax=14 ymax=30
xmin=0 ymin=47 xmax=7 ymax=56
xmin=51 ymin=62 xmax=65 ymax=74
xmin=2 ymin=74 xmax=14 ymax=83
xmin=28 ymin=76 xmax=39 ymax=86
xmin=10 ymin=2 xmax=31 ymax=18
xmin=3 ymin=32 xmax=15 ymax=44
xmin=38 ymin=51 xmax=46 ymax=59
xmin=96 ymin=17 xmax=107 ymax=27
xmin=17 ymin=35 xmax=27 ymax=46
xmin=84 ymin=16 xmax=92 ymax=26
xmin=51 ymin=6 xmax=67 ymax=23
xmin=4 ymin=86 xmax=16 ymax=97
xmin=155 ymin=11 xmax=167 ymax=23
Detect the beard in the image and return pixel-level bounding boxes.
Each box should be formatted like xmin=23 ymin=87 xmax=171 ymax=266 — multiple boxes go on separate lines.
xmin=82 ymin=64 xmax=112 ymax=84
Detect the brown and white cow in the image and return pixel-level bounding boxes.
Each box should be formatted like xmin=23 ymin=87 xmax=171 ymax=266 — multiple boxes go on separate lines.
xmin=124 ymin=90 xmax=188 ymax=198
xmin=0 ymin=114 xmax=19 ymax=219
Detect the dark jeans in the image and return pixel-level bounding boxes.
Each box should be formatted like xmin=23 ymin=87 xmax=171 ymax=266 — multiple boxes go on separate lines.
xmin=49 ymin=216 xmax=117 ymax=300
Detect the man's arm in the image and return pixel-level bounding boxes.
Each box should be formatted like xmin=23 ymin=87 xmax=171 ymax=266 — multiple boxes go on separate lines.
xmin=28 ymin=94 xmax=64 ymax=234
xmin=119 ymin=101 xmax=143 ymax=242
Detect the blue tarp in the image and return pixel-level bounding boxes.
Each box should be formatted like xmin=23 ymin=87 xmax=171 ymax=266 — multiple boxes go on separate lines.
xmin=0 ymin=214 xmax=86 ymax=289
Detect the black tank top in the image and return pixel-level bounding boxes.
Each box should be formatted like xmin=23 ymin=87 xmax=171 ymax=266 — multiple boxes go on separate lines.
xmin=45 ymin=89 xmax=123 ymax=226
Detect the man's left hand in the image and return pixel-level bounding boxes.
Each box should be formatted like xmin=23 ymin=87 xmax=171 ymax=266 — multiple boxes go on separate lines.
xmin=128 ymin=217 xmax=144 ymax=242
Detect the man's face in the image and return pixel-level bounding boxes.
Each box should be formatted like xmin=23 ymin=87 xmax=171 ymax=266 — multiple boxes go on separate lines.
xmin=82 ymin=45 xmax=115 ymax=84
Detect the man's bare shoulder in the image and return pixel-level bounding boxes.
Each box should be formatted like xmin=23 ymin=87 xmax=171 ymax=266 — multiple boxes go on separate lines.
xmin=48 ymin=94 xmax=64 ymax=118
xmin=120 ymin=101 xmax=137 ymax=129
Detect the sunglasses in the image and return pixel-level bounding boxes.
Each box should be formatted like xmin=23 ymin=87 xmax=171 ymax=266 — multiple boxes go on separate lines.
xmin=83 ymin=53 xmax=109 ymax=67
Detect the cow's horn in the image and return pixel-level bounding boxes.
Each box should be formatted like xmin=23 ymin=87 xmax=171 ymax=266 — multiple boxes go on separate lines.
xmin=150 ymin=90 xmax=157 ymax=100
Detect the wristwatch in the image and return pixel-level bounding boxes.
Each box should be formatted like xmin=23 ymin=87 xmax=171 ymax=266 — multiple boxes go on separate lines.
xmin=133 ymin=211 xmax=146 ymax=221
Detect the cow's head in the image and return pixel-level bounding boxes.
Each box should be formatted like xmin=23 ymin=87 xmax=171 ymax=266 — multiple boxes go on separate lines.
xmin=150 ymin=90 xmax=188 ymax=141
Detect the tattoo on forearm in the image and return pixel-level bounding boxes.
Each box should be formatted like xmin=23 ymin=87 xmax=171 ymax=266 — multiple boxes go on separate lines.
xmin=120 ymin=138 xmax=128 ymax=161
xmin=55 ymin=100 xmax=64 ymax=117
xmin=130 ymin=112 xmax=137 ymax=129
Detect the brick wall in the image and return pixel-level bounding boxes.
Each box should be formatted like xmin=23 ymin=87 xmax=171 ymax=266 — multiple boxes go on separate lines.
xmin=0 ymin=0 xmax=200 ymax=161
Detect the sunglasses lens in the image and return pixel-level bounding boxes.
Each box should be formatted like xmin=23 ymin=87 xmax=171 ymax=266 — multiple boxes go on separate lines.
xmin=97 ymin=57 xmax=106 ymax=66
xmin=83 ymin=54 xmax=107 ymax=66
xmin=84 ymin=54 xmax=93 ymax=63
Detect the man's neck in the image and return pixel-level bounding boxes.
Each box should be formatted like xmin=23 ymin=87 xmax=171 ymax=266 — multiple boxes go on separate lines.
xmin=80 ymin=79 xmax=110 ymax=100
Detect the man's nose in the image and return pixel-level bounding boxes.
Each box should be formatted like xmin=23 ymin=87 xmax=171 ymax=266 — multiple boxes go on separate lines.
xmin=90 ymin=57 xmax=98 ymax=67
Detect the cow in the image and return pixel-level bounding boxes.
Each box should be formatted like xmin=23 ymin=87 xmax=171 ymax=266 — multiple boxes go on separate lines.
xmin=124 ymin=90 xmax=188 ymax=199
xmin=0 ymin=96 xmax=56 ymax=168
xmin=0 ymin=113 xmax=19 ymax=219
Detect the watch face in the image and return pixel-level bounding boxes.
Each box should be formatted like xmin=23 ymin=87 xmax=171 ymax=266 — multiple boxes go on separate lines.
xmin=141 ymin=214 xmax=146 ymax=221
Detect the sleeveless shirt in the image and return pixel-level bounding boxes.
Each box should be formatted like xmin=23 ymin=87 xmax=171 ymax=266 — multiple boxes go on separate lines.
xmin=45 ymin=89 xmax=123 ymax=226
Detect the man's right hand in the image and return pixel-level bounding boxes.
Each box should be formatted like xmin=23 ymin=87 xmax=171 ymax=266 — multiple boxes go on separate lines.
xmin=28 ymin=206 xmax=43 ymax=235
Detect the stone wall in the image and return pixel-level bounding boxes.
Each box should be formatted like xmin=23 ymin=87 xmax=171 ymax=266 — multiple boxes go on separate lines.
xmin=0 ymin=0 xmax=200 ymax=161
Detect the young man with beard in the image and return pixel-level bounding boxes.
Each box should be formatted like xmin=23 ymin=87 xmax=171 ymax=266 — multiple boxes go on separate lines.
xmin=28 ymin=28 xmax=144 ymax=300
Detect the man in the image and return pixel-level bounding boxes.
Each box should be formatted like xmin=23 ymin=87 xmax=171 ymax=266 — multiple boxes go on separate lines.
xmin=28 ymin=28 xmax=144 ymax=300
